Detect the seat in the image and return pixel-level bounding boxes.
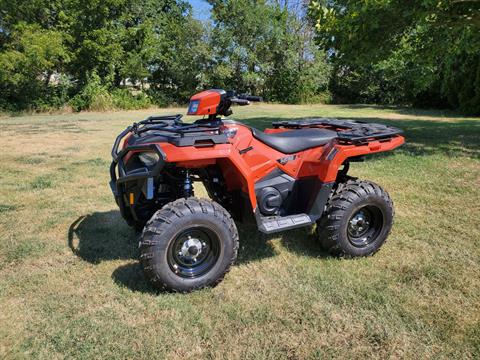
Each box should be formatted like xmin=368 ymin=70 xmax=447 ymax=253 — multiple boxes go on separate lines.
xmin=251 ymin=128 xmax=337 ymax=154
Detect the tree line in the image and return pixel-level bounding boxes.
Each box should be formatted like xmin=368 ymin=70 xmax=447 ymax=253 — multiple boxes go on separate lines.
xmin=0 ymin=0 xmax=478 ymax=114
xmin=309 ymin=0 xmax=480 ymax=114
xmin=0 ymin=0 xmax=329 ymax=112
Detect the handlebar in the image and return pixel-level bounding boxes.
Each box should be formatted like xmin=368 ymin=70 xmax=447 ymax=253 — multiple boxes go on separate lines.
xmin=238 ymin=94 xmax=263 ymax=102
xmin=229 ymin=93 xmax=263 ymax=106
xmin=201 ymin=89 xmax=263 ymax=117
xmin=230 ymin=98 xmax=250 ymax=106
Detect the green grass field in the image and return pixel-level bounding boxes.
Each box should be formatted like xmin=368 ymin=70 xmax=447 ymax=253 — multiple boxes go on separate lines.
xmin=0 ymin=104 xmax=479 ymax=359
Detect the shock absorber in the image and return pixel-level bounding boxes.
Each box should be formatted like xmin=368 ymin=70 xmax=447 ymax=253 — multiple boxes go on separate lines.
xmin=183 ymin=170 xmax=193 ymax=198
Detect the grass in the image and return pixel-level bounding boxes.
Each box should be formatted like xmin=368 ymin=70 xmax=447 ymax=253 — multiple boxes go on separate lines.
xmin=0 ymin=104 xmax=479 ymax=359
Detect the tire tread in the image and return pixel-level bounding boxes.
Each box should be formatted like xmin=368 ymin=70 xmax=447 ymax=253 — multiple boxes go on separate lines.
xmin=139 ymin=197 xmax=239 ymax=292
xmin=318 ymin=179 xmax=394 ymax=257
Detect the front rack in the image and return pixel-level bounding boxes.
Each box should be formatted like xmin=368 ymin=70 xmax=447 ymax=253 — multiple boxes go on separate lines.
xmin=132 ymin=114 xmax=222 ymax=135
xmin=272 ymin=118 xmax=403 ymax=144
xmin=112 ymin=114 xmax=228 ymax=159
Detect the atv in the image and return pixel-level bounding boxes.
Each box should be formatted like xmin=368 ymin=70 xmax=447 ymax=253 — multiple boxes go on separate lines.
xmin=110 ymin=89 xmax=404 ymax=291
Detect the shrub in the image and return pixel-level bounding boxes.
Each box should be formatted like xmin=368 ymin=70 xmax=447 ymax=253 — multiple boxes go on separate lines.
xmin=69 ymin=72 xmax=114 ymax=111
xmin=301 ymin=91 xmax=332 ymax=104
xmin=111 ymin=89 xmax=151 ymax=110
xmin=146 ymin=90 xmax=170 ymax=107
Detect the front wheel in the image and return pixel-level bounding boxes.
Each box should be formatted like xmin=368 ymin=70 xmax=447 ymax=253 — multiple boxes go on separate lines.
xmin=317 ymin=180 xmax=394 ymax=257
xmin=139 ymin=198 xmax=239 ymax=292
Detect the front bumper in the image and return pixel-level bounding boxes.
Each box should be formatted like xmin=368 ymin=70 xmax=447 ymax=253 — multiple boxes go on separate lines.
xmin=110 ymin=131 xmax=167 ymax=223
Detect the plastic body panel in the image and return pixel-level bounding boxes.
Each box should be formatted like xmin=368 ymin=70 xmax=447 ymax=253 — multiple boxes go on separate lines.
xmin=187 ymin=89 xmax=223 ymax=116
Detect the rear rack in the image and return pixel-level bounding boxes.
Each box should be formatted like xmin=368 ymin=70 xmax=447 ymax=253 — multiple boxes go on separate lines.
xmin=272 ymin=118 xmax=403 ymax=144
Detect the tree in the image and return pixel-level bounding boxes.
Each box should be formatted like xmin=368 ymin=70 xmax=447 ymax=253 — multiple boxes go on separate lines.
xmin=0 ymin=0 xmax=333 ymax=111
xmin=0 ymin=0 xmax=203 ymax=110
xmin=309 ymin=0 xmax=480 ymax=113
xmin=207 ymin=0 xmax=330 ymax=103
xmin=0 ymin=23 xmax=69 ymax=109
xmin=148 ymin=7 xmax=209 ymax=103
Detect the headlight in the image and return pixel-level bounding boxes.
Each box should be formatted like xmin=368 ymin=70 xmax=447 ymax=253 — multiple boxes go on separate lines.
xmin=138 ymin=152 xmax=160 ymax=167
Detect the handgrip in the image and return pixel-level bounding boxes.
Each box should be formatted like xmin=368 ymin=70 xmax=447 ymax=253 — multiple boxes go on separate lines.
xmin=238 ymin=94 xmax=263 ymax=102
xmin=231 ymin=98 xmax=250 ymax=106
xmin=245 ymin=95 xmax=263 ymax=102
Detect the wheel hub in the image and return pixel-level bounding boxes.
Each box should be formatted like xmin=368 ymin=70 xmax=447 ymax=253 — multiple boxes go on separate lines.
xmin=348 ymin=211 xmax=370 ymax=237
xmin=346 ymin=205 xmax=384 ymax=248
xmin=179 ymin=236 xmax=204 ymax=261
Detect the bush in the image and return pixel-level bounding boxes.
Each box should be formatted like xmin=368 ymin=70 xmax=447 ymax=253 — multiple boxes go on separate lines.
xmin=301 ymin=91 xmax=332 ymax=104
xmin=29 ymin=75 xmax=75 ymax=112
xmin=145 ymin=90 xmax=170 ymax=107
xmin=111 ymin=89 xmax=151 ymax=110
xmin=69 ymin=72 xmax=114 ymax=111
xmin=68 ymin=72 xmax=152 ymax=111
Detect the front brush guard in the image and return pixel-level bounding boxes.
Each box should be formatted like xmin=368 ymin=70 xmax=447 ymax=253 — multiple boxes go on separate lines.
xmin=110 ymin=138 xmax=167 ymax=223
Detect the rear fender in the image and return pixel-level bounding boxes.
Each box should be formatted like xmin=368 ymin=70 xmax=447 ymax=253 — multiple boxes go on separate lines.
xmin=318 ymin=136 xmax=405 ymax=183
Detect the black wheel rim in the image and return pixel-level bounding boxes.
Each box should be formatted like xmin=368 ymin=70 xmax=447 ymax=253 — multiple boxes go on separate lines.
xmin=347 ymin=205 xmax=384 ymax=248
xmin=167 ymin=227 xmax=221 ymax=278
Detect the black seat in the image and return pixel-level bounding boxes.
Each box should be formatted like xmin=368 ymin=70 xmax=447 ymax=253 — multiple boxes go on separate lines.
xmin=251 ymin=128 xmax=337 ymax=154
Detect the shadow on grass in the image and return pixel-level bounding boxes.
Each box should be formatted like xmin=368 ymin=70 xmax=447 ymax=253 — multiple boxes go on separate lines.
xmin=69 ymin=211 xmax=316 ymax=293
xmin=109 ymin=223 xmax=285 ymax=293
xmin=241 ymin=116 xmax=480 ymax=158
xmin=111 ymin=263 xmax=157 ymax=294
xmin=68 ymin=211 xmax=158 ymax=293
xmin=108 ymin=225 xmax=327 ymax=293
xmin=279 ymin=227 xmax=327 ymax=258
xmin=68 ymin=212 xmax=282 ymax=266
xmin=68 ymin=211 xmax=138 ymax=264
xmin=236 ymin=224 xmax=277 ymax=264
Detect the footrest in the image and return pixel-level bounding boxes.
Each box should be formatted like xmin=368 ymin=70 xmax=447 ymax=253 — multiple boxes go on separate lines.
xmin=258 ymin=214 xmax=313 ymax=234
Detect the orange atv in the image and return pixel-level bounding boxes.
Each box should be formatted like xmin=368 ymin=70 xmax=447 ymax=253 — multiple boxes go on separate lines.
xmin=110 ymin=89 xmax=404 ymax=291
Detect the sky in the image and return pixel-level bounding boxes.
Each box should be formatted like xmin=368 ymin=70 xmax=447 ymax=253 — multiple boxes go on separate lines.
xmin=188 ymin=0 xmax=212 ymax=21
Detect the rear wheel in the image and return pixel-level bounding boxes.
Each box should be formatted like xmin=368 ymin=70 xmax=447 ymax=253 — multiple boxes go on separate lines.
xmin=317 ymin=180 xmax=394 ymax=257
xmin=139 ymin=197 xmax=238 ymax=292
